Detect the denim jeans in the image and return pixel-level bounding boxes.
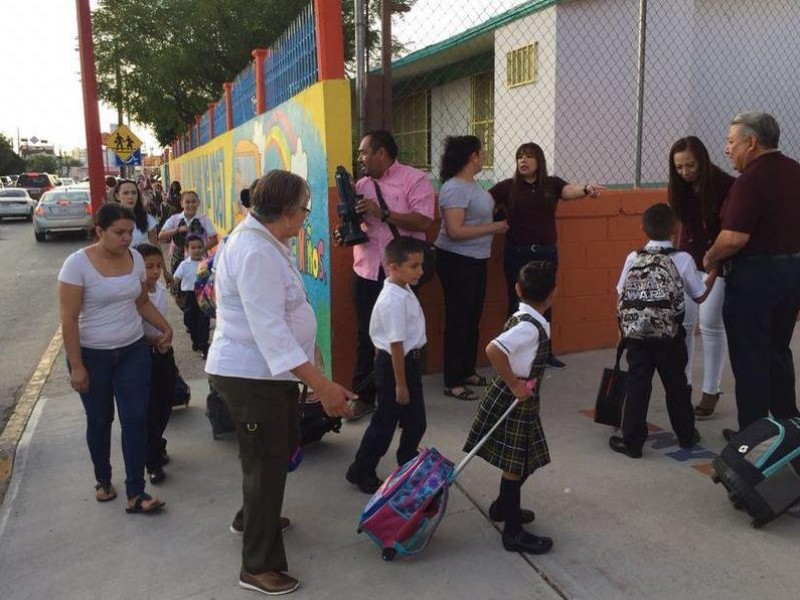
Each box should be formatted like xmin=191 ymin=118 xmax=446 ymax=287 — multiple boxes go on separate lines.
xmin=74 ymin=338 xmax=152 ymax=499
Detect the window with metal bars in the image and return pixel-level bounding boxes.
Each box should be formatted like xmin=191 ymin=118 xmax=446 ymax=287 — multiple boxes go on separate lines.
xmin=470 ymin=71 xmax=494 ymax=167
xmin=393 ymin=90 xmax=431 ymax=169
xmin=506 ymin=43 xmax=537 ymax=88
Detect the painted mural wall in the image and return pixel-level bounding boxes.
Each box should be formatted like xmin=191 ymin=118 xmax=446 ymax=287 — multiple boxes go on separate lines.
xmin=167 ymin=80 xmax=352 ymax=376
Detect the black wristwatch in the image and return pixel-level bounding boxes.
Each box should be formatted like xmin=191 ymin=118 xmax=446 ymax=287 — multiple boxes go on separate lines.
xmin=380 ymin=207 xmax=390 ymax=222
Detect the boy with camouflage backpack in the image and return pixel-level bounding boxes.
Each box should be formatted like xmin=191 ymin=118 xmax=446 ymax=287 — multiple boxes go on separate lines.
xmin=611 ymin=203 xmax=717 ymax=458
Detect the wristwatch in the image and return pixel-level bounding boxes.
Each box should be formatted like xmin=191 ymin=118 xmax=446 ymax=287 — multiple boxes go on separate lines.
xmin=380 ymin=207 xmax=390 ymax=222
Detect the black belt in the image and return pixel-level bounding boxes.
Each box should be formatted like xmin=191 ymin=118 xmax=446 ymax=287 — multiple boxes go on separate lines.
xmin=377 ymin=348 xmax=423 ymax=360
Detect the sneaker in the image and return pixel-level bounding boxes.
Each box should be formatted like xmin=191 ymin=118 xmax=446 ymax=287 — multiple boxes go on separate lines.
xmin=502 ymin=529 xmax=554 ymax=554
xmin=345 ymin=399 xmax=375 ymax=422
xmin=608 ymin=435 xmax=643 ymax=459
xmin=679 ymin=428 xmax=701 ymax=449
xmin=230 ymin=515 xmax=290 ymax=535
xmin=546 ymin=355 xmax=567 ymax=370
xmin=239 ymin=569 xmax=299 ymax=596
xmin=159 ymin=450 xmax=170 ymax=467
xmin=148 ymin=466 xmax=166 ymax=485
xmin=488 ymin=500 xmax=535 ymax=524
xmin=345 ymin=463 xmax=383 ymax=494
xmin=722 ymin=428 xmax=739 ymax=443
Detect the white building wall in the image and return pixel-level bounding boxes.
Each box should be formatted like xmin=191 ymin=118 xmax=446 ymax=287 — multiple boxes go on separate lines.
xmin=493 ymin=6 xmax=558 ymax=181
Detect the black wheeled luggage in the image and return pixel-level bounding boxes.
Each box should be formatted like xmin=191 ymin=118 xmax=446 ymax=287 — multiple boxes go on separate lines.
xmin=712 ymin=417 xmax=800 ymax=528
xmin=206 ymin=380 xmax=236 ymax=440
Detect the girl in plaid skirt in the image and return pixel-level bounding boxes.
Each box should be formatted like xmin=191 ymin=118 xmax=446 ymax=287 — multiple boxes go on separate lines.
xmin=463 ymin=261 xmax=557 ymax=554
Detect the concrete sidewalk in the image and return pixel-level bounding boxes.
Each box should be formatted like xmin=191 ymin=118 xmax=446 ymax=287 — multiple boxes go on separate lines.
xmin=1 ymin=340 xmax=800 ymax=599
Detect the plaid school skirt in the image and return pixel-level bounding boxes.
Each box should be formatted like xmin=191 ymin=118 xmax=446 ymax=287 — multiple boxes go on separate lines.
xmin=463 ymin=376 xmax=550 ymax=477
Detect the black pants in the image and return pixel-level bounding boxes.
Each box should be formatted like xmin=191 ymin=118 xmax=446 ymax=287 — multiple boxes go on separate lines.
xmin=209 ymin=375 xmax=299 ymax=574
xmin=437 ymin=248 xmax=488 ymax=388
xmin=352 ymin=269 xmax=385 ymax=405
xmin=145 ymin=348 xmax=176 ymax=471
xmin=723 ymin=256 xmax=800 ymax=430
xmin=354 ymin=351 xmax=426 ymax=474
xmin=622 ymin=329 xmax=695 ymax=451
xmin=504 ymin=243 xmax=558 ymax=319
xmin=182 ymin=291 xmax=210 ymax=352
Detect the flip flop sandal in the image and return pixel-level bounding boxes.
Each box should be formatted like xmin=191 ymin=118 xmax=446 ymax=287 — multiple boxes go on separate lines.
xmin=444 ymin=388 xmax=478 ymax=401
xmin=126 ymin=492 xmax=165 ymax=514
xmin=465 ymin=375 xmax=489 ymax=386
xmin=694 ymin=405 xmax=716 ymax=420
xmin=95 ymin=482 xmax=117 ymax=503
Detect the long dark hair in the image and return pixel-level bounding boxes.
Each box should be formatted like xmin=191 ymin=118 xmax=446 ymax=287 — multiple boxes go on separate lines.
xmin=95 ymin=203 xmax=135 ymax=229
xmin=439 ymin=135 xmax=481 ymax=183
xmin=668 ymin=136 xmax=728 ymax=233
xmin=115 ymin=179 xmax=148 ymax=233
xmin=510 ymin=142 xmax=557 ymax=209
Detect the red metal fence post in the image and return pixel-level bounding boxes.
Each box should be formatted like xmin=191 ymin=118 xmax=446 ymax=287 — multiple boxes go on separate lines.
xmin=314 ymin=0 xmax=345 ymax=80
xmin=252 ymin=49 xmax=269 ymax=114
xmin=224 ymin=83 xmax=234 ymax=131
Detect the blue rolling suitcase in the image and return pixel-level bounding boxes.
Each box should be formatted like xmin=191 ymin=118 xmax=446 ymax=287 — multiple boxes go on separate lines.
xmin=712 ymin=417 xmax=800 ymax=528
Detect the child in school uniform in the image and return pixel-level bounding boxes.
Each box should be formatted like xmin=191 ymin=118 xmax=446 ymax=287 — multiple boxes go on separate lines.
xmin=611 ymin=203 xmax=717 ymax=459
xmin=346 ymin=237 xmax=428 ymax=494
xmin=158 ymin=189 xmax=218 ymax=274
xmin=463 ymin=261 xmax=557 ymax=555
xmin=135 ymin=243 xmax=177 ymax=484
xmin=173 ymin=234 xmax=210 ymax=358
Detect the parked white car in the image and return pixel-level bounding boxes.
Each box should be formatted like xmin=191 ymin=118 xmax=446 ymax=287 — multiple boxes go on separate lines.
xmin=0 ymin=188 xmax=35 ymax=221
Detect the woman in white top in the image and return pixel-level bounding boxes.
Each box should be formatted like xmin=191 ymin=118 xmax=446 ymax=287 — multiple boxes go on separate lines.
xmin=205 ymin=170 xmax=354 ymax=596
xmin=58 ymin=203 xmax=172 ymax=515
xmin=115 ymin=179 xmax=158 ymax=247
xmin=158 ymin=190 xmax=218 ymax=274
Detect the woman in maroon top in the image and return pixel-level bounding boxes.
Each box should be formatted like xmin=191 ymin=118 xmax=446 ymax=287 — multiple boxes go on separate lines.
xmin=668 ymin=136 xmax=735 ymax=419
xmin=490 ymin=142 xmax=603 ymax=369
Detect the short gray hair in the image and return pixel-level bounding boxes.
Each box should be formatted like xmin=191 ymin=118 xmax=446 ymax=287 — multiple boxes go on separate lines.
xmin=249 ymin=170 xmax=309 ymax=223
xmin=731 ymin=112 xmax=780 ymax=149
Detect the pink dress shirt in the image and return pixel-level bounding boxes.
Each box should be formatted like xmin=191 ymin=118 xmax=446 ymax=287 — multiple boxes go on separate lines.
xmin=352 ymin=161 xmax=435 ymax=281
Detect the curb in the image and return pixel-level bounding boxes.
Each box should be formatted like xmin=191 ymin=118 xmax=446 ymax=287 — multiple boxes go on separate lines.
xmin=0 ymin=327 xmax=62 ymax=505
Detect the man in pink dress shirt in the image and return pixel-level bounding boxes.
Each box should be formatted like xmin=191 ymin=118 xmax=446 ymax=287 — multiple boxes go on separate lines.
xmin=337 ymin=130 xmax=435 ymax=420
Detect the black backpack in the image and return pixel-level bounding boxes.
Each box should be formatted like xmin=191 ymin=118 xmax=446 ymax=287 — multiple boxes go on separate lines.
xmin=618 ymin=248 xmax=685 ymax=339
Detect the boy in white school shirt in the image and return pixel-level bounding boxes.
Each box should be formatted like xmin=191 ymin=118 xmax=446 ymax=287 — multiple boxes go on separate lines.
xmin=173 ymin=234 xmax=210 ymax=358
xmin=346 ymin=237 xmax=428 ymax=494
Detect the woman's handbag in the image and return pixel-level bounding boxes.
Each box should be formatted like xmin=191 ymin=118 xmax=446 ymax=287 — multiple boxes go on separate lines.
xmin=594 ymin=340 xmax=628 ymax=428
xmin=372 ymin=180 xmax=437 ymax=286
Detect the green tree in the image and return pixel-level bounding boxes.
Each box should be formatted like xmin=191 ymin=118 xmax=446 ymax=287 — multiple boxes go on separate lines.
xmin=26 ymin=154 xmax=59 ymax=174
xmin=0 ymin=134 xmax=26 ymax=175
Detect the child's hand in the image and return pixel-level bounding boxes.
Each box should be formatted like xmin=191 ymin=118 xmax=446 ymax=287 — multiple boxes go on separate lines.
xmin=510 ymin=380 xmax=531 ymax=401
xmin=395 ymin=384 xmax=410 ymax=405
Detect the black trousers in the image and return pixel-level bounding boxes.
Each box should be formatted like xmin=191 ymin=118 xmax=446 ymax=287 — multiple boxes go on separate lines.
xmin=352 ymin=268 xmax=385 ymax=405
xmin=145 ymin=348 xmax=176 ymax=471
xmin=503 ymin=243 xmax=558 ymax=319
xmin=622 ymin=329 xmax=695 ymax=451
xmin=209 ymin=375 xmax=299 ymax=574
xmin=182 ymin=291 xmax=210 ymax=351
xmin=354 ymin=351 xmax=426 ymax=474
xmin=723 ymin=256 xmax=800 ymax=430
xmin=436 ymin=247 xmax=488 ymax=388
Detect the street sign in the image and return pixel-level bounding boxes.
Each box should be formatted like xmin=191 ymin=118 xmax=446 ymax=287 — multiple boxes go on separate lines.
xmin=114 ymin=149 xmax=142 ymax=167
xmin=104 ymin=124 xmax=142 ymax=162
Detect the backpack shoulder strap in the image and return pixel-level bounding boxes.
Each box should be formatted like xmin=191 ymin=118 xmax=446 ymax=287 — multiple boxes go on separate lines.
xmin=512 ymin=313 xmax=550 ymax=342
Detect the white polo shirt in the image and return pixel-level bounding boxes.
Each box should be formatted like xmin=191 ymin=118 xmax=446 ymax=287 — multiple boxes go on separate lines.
xmin=205 ymin=214 xmax=316 ymax=381
xmin=369 ymin=280 xmax=427 ymax=355
xmin=173 ymin=258 xmax=202 ymax=291
xmin=491 ymin=303 xmax=549 ymax=378
xmin=616 ymin=240 xmax=706 ymax=299
xmin=143 ymin=282 xmax=168 ymax=339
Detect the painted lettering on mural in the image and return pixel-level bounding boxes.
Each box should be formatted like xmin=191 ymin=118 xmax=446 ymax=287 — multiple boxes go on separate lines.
xmin=294 ymin=220 xmax=326 ymax=282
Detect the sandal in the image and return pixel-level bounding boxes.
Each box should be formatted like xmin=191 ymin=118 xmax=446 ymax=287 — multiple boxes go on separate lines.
xmin=464 ymin=374 xmax=489 ymax=386
xmin=95 ymin=482 xmax=117 ymax=503
xmin=694 ymin=392 xmax=721 ymax=421
xmin=444 ymin=387 xmax=478 ymax=401
xmin=126 ymin=492 xmax=165 ymax=514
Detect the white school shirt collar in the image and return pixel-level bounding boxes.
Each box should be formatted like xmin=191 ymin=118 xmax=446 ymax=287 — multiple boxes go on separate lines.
xmin=515 ymin=302 xmax=549 ymax=330
xmin=643 ymin=240 xmax=673 ymax=250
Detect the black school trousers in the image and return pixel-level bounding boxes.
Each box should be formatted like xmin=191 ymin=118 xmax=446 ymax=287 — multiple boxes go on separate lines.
xmin=352 ymin=268 xmax=385 ymax=406
xmin=145 ymin=348 xmax=176 ymax=471
xmin=622 ymin=328 xmax=695 ymax=451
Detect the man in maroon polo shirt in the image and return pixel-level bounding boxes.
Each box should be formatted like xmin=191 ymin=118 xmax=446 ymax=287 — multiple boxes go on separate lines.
xmin=704 ymin=112 xmax=800 ymax=439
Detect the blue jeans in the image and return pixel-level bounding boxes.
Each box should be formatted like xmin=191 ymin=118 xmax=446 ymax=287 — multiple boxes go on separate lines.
xmin=74 ymin=338 xmax=152 ymax=499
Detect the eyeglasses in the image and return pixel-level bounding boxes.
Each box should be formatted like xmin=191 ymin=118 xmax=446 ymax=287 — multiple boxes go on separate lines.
xmin=301 ymin=206 xmax=311 ymax=215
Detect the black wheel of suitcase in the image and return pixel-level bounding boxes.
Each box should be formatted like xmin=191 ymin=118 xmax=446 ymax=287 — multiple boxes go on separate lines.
xmin=382 ymin=548 xmax=397 ymax=561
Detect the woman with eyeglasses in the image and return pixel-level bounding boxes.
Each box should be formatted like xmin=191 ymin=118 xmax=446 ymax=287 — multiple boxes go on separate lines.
xmin=490 ymin=142 xmax=604 ymax=369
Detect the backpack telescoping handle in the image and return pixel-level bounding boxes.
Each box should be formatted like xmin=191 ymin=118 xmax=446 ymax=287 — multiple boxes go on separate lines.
xmin=451 ymin=379 xmax=538 ymax=481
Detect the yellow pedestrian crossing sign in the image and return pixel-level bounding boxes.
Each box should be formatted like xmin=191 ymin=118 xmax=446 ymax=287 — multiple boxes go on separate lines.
xmin=105 ymin=124 xmax=142 ymax=162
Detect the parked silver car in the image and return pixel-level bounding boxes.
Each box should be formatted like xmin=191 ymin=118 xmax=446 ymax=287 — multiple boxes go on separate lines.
xmin=33 ymin=190 xmax=93 ymax=241
xmin=0 ymin=188 xmax=35 ymax=221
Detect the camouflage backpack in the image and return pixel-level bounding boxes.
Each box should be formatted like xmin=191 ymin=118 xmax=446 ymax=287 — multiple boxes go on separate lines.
xmin=618 ymin=248 xmax=685 ymax=340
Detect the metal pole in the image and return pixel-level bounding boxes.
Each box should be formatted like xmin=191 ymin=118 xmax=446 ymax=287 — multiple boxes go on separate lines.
xmin=381 ymin=0 xmax=392 ymax=131
xmin=355 ymin=0 xmax=366 ymax=140
xmin=634 ymin=0 xmax=648 ymax=188
xmin=75 ymin=0 xmax=106 ymax=212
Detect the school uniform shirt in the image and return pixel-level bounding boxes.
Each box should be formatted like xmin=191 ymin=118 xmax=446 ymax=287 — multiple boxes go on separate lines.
xmin=369 ymin=280 xmax=427 ymax=354
xmin=161 ymin=211 xmax=217 ymax=248
xmin=173 ymin=258 xmax=202 ymax=291
xmin=131 ymin=214 xmax=158 ymax=247
xmin=616 ymin=240 xmax=706 ymax=299
xmin=205 ymin=213 xmax=316 ymax=381
xmin=143 ymin=282 xmax=168 ymax=339
xmin=490 ymin=303 xmax=550 ymax=378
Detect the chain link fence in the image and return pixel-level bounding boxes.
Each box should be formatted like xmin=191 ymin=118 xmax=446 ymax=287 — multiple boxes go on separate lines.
xmin=386 ymin=0 xmax=800 ymax=187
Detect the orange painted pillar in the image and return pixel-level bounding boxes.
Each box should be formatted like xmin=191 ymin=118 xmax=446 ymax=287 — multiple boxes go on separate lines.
xmin=224 ymin=83 xmax=234 ymax=131
xmin=314 ymin=0 xmax=345 ymax=80
xmin=252 ymin=49 xmax=269 ymax=114
xmin=208 ymin=103 xmax=216 ymax=138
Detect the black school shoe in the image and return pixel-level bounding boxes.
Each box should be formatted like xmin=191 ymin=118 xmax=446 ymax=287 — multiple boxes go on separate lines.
xmin=148 ymin=466 xmax=166 ymax=485
xmin=679 ymin=428 xmax=702 ymax=449
xmin=545 ymin=354 xmax=567 ymax=370
xmin=345 ymin=463 xmax=383 ymax=494
xmin=609 ymin=436 xmax=643 ymax=459
xmin=488 ymin=500 xmax=535 ymax=524
xmin=722 ymin=428 xmax=738 ymax=442
xmin=502 ymin=529 xmax=553 ymax=554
